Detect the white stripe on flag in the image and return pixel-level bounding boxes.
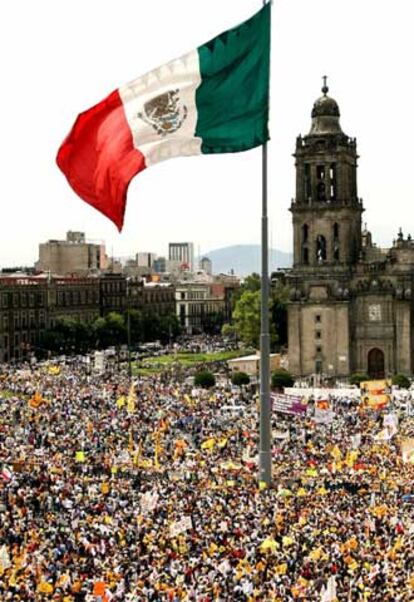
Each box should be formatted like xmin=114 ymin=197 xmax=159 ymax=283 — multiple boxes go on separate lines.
xmin=119 ymin=49 xmax=202 ymax=167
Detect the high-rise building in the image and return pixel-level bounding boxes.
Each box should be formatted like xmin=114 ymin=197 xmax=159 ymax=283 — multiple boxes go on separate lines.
xmin=168 ymin=242 xmax=194 ymax=271
xmin=136 ymin=253 xmax=156 ymax=268
xmin=153 ymin=257 xmax=166 ymax=273
xmin=36 ymin=231 xmax=107 ymax=275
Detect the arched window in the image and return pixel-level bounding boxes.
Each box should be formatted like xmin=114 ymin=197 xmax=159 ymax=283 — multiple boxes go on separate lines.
xmin=316 ymin=235 xmax=327 ymax=264
xmin=301 ymin=224 xmax=309 ymax=265
xmin=316 ymin=165 xmax=326 ymax=201
xmin=333 ymin=223 xmax=340 ymax=261
xmin=304 ymin=164 xmax=312 ymax=202
xmin=329 ymin=163 xmax=337 ymax=200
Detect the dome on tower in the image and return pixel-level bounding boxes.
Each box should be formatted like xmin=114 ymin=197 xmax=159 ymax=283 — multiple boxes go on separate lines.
xmin=309 ymin=77 xmax=343 ymax=136
xmin=311 ymin=94 xmax=340 ymax=118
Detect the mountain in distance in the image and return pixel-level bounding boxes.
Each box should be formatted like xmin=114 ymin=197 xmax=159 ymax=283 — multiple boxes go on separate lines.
xmin=201 ymin=245 xmax=293 ymax=278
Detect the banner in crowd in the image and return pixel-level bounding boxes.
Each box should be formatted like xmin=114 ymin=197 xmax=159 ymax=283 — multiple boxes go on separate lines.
xmin=169 ymin=516 xmax=193 ymax=538
xmin=401 ymin=439 xmax=414 ymax=464
xmin=360 ymin=379 xmax=391 ymax=409
xmin=140 ymin=490 xmax=159 ymax=514
xmin=271 ymin=393 xmax=307 ymax=415
xmin=314 ymin=401 xmax=335 ymax=424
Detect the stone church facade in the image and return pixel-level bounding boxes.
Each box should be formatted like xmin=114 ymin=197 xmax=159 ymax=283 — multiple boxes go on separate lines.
xmin=287 ymin=81 xmax=414 ymax=379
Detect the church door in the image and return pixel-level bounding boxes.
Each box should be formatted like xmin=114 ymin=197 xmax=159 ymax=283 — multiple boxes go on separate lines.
xmin=368 ymin=348 xmax=385 ymax=379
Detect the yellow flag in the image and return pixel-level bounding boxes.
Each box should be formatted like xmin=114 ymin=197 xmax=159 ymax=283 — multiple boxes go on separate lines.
xmin=38 ymin=582 xmax=54 ymax=594
xmin=128 ymin=429 xmax=134 ymax=453
xmin=331 ymin=445 xmax=342 ymax=461
xmin=75 ymin=451 xmax=85 ymax=462
xmin=282 ymin=536 xmax=294 ymax=547
xmin=127 ymin=384 xmax=136 ymax=414
xmin=275 ymin=563 xmax=287 ymax=575
xmin=201 ymin=438 xmax=215 ymax=450
xmin=133 ymin=441 xmax=142 ymax=466
xmin=116 ymin=395 xmax=126 ymax=409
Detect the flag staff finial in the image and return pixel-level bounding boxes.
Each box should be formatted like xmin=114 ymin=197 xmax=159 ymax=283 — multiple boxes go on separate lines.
xmin=322 ymin=75 xmax=329 ymax=95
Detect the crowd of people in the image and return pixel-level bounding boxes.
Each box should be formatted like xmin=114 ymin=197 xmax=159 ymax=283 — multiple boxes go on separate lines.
xmin=0 ymin=352 xmax=413 ymax=601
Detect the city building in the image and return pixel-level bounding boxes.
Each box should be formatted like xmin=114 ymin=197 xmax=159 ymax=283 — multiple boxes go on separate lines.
xmin=36 ymin=231 xmax=108 ymax=275
xmin=136 ymin=252 xmax=156 ymax=268
xmin=0 ymin=274 xmax=100 ymax=362
xmin=287 ymin=81 xmax=414 ymax=379
xmin=0 ymin=273 xmax=175 ymax=362
xmin=168 ymin=242 xmax=194 ymax=271
xmin=200 ymin=256 xmax=213 ymax=275
xmin=175 ymin=280 xmax=237 ymax=334
xmin=153 ymin=257 xmax=166 ymax=273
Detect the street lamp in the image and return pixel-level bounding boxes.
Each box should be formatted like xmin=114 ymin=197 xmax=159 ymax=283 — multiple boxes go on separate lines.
xmin=126 ymin=277 xmax=132 ymax=378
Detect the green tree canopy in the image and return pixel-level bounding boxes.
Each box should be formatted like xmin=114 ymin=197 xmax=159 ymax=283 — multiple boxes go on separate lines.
xmin=271 ymin=368 xmax=294 ymax=390
xmin=231 ymin=371 xmax=250 ymax=386
xmin=194 ymin=370 xmax=216 ymax=389
xmin=232 ymin=289 xmax=276 ymax=349
xmin=93 ymin=312 xmax=126 ymax=348
xmin=350 ymin=372 xmax=370 ymax=386
xmin=392 ymin=373 xmax=411 ymax=389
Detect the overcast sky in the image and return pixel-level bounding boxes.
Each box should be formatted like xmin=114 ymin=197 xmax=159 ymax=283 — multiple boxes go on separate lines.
xmin=1 ymin=0 xmax=414 ymax=267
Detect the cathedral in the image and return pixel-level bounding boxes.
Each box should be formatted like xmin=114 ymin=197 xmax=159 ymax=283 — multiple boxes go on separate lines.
xmin=287 ymin=79 xmax=414 ymax=379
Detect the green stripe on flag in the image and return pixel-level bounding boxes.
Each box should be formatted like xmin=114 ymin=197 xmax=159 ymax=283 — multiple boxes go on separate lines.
xmin=195 ymin=3 xmax=271 ymax=154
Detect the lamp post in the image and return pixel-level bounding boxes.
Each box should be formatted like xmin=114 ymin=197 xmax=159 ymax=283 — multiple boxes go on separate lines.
xmin=126 ymin=278 xmax=132 ymax=378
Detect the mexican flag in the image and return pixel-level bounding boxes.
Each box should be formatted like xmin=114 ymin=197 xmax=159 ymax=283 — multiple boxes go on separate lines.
xmin=57 ymin=4 xmax=271 ymax=231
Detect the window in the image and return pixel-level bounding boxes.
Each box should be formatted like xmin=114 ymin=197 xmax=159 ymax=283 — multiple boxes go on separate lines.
xmin=304 ymin=163 xmax=312 ymax=201
xmin=329 ymin=163 xmax=337 ymax=200
xmin=301 ymin=224 xmax=309 ymax=265
xmin=315 ymin=314 xmax=321 ymax=323
xmin=316 ymin=346 xmax=322 ymax=354
xmin=316 ymin=235 xmax=327 ymax=263
xmin=315 ymin=359 xmax=323 ymax=374
xmin=316 ymin=331 xmax=322 ymax=339
xmin=333 ymin=223 xmax=340 ymax=261
xmin=316 ymin=165 xmax=326 ymax=201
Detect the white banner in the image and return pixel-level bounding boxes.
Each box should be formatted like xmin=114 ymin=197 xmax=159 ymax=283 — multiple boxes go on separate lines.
xmin=169 ymin=515 xmax=193 ymax=538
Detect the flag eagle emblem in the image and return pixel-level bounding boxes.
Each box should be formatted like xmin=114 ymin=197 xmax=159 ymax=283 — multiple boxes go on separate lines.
xmin=138 ymin=89 xmax=188 ymax=137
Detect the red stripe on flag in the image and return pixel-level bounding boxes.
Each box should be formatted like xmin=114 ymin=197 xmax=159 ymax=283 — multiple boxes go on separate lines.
xmin=56 ymin=90 xmax=145 ymax=231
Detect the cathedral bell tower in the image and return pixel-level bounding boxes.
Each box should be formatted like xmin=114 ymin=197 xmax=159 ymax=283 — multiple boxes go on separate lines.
xmin=291 ymin=78 xmax=363 ymax=268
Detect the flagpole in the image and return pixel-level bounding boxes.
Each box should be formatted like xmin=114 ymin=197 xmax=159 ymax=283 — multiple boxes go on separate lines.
xmin=259 ymin=0 xmax=272 ymax=487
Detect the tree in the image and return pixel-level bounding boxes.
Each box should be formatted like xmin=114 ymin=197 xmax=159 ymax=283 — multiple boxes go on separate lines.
xmin=157 ymin=313 xmax=181 ymax=344
xmin=231 ymin=371 xmax=250 ymax=386
xmin=392 ymin=373 xmax=411 ymax=389
xmin=221 ymin=323 xmax=237 ymax=338
xmin=232 ymin=272 xmax=261 ymax=308
xmin=271 ymin=281 xmax=290 ymax=348
xmin=232 ymin=290 xmax=276 ymax=349
xmin=93 ymin=312 xmax=126 ymax=348
xmin=271 ymin=368 xmax=294 ymax=390
xmin=349 ymin=372 xmax=369 ymax=386
xmin=41 ymin=317 xmax=92 ymax=355
xmin=194 ymin=370 xmax=216 ymax=389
